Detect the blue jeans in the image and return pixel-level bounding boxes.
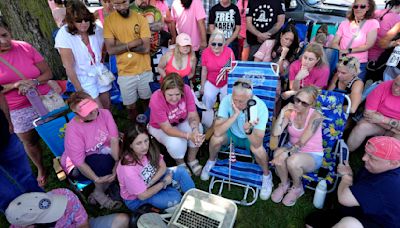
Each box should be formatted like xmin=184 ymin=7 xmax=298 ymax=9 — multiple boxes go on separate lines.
xmin=124 ymin=166 xmax=195 ymax=211
xmin=358 ymin=63 xmax=367 ymax=82
xmin=0 ymin=134 xmax=43 ymax=213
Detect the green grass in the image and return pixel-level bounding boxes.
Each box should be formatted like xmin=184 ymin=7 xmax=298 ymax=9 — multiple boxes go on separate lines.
xmin=0 ymin=106 xmax=364 ymax=227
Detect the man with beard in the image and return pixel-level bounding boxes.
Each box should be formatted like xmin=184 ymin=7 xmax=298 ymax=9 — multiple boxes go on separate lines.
xmin=130 ymin=0 xmax=164 ymax=77
xmin=104 ymin=0 xmax=152 ymax=120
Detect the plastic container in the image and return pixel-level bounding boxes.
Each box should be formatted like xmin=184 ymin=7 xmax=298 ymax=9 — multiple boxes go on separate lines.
xmin=26 ymin=88 xmax=49 ymax=116
xmin=313 ymin=180 xmax=327 ymax=209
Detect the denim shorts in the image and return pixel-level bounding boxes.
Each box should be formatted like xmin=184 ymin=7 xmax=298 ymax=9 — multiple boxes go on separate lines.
xmin=305 ymin=152 xmax=324 ymax=170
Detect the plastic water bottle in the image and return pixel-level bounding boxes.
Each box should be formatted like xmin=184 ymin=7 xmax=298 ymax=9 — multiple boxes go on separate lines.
xmin=26 ymin=88 xmax=48 ymax=116
xmin=313 ymin=180 xmax=327 ymax=209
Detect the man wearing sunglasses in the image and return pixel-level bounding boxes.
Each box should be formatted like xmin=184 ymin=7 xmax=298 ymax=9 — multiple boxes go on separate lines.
xmin=347 ymin=76 xmax=400 ymax=152
xmin=201 ymin=78 xmax=273 ymax=200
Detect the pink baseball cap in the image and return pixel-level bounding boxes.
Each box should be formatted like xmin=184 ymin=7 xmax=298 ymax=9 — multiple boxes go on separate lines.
xmin=76 ymin=98 xmax=98 ymax=117
xmin=176 ymin=33 xmax=192 ymax=46
xmin=365 ymin=136 xmax=400 ymax=161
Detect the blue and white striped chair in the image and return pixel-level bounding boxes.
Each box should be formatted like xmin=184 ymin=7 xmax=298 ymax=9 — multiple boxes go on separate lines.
xmin=208 ymin=61 xmax=280 ymax=206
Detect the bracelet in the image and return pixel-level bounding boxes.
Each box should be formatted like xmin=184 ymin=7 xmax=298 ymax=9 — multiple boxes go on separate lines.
xmin=339 ymin=173 xmax=353 ymax=177
xmin=94 ymin=177 xmax=99 ymax=183
xmin=245 ymin=127 xmax=253 ymax=135
xmin=162 ymin=179 xmax=168 ymax=189
xmin=32 ymin=79 xmax=40 ymax=86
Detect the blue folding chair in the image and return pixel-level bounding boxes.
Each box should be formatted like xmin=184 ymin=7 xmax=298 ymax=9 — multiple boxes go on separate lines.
xmin=33 ymin=112 xmax=92 ymax=192
xmin=285 ymin=19 xmax=313 ymax=43
xmin=208 ymin=61 xmax=280 ymax=206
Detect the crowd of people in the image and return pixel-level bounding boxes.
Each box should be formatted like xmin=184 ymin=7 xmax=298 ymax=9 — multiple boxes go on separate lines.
xmin=1 ymin=0 xmax=400 ymax=227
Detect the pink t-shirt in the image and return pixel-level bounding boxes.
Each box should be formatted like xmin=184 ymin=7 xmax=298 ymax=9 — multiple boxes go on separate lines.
xmin=61 ymin=109 xmax=119 ymax=173
xmin=366 ymin=80 xmax=400 ymax=120
xmin=201 ymin=46 xmax=234 ymax=87
xmin=171 ymin=0 xmax=206 ymax=51
xmin=288 ymin=108 xmax=323 ymax=154
xmin=149 ymin=84 xmax=196 ymax=128
xmin=289 ymin=60 xmax=329 ymax=89
xmin=0 ymin=41 xmax=51 ymax=111
xmin=10 ymin=188 xmax=88 ymax=228
xmin=369 ymin=10 xmax=400 ymax=61
xmin=237 ymin=0 xmax=248 ymax=39
xmin=117 ymin=154 xmax=164 ymax=200
xmin=254 ymin=39 xmax=275 ymax=62
xmin=155 ymin=0 xmax=170 ymax=31
xmin=336 ymin=19 xmax=380 ymax=63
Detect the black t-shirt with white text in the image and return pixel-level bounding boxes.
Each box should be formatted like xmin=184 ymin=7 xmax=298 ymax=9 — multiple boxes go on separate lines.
xmin=246 ymin=0 xmax=285 ymax=45
xmin=209 ymin=3 xmax=241 ymax=40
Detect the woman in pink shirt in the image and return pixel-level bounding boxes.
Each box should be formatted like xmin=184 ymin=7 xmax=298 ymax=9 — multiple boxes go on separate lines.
xmin=254 ymin=24 xmax=300 ymax=76
xmin=271 ymin=86 xmax=324 ymax=207
xmin=200 ymin=29 xmax=235 ymax=110
xmin=157 ymin=33 xmax=196 ymax=83
xmin=117 ymin=123 xmax=195 ymax=211
xmin=285 ymin=43 xmax=329 ymax=98
xmin=148 ymin=73 xmax=205 ymax=175
xmin=62 ymin=91 xmax=121 ymax=210
xmin=237 ymin=0 xmax=249 ymax=60
xmin=0 ymin=19 xmax=53 ymax=187
xmin=331 ymin=0 xmax=380 ymax=81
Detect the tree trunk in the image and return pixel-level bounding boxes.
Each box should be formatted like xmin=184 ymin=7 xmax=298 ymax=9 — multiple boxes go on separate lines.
xmin=0 ymin=0 xmax=65 ymax=79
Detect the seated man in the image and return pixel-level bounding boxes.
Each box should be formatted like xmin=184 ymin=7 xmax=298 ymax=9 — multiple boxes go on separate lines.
xmin=347 ymin=75 xmax=400 ymax=152
xmin=305 ymin=136 xmax=400 ymax=228
xmin=6 ymin=188 xmax=129 ymax=228
xmin=200 ymin=78 xmax=273 ymax=200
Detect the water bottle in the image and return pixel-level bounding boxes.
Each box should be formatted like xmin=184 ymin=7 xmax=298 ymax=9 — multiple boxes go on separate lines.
xmin=26 ymin=88 xmax=49 ymax=116
xmin=313 ymin=180 xmax=327 ymax=209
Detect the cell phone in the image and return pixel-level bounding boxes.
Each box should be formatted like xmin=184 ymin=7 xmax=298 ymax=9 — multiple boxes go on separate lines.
xmin=247 ymin=99 xmax=257 ymax=124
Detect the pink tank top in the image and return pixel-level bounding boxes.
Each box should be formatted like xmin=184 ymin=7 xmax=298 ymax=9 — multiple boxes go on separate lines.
xmin=288 ymin=108 xmax=323 ymax=155
xmin=164 ymin=53 xmax=192 ymax=78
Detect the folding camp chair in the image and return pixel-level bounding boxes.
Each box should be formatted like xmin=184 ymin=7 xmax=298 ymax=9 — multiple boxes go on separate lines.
xmin=278 ymin=90 xmax=351 ymax=192
xmin=208 ymin=61 xmax=280 ymax=206
xmin=324 ymin=47 xmax=340 ymax=81
xmin=33 ymin=111 xmax=92 ymax=192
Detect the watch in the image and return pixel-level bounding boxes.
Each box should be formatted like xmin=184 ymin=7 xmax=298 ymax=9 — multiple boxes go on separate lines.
xmin=245 ymin=127 xmax=253 ymax=135
xmin=32 ymin=79 xmax=40 ymax=86
xmin=348 ymin=48 xmax=353 ymax=53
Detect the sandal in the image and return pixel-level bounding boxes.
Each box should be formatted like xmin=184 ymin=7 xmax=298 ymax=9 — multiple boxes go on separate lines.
xmin=188 ymin=159 xmax=203 ymax=176
xmin=89 ymin=191 xmax=123 ymax=210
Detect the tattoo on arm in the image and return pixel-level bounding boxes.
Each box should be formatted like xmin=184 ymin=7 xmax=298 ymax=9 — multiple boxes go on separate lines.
xmin=311 ymin=118 xmax=324 ymax=134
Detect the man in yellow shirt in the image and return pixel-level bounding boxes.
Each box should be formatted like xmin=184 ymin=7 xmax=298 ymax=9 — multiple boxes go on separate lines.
xmin=104 ymin=0 xmax=152 ymax=120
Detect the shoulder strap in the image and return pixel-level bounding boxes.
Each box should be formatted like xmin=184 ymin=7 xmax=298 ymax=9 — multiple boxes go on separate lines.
xmin=0 ymin=56 xmax=27 ymax=80
xmin=346 ymin=20 xmax=367 ymax=49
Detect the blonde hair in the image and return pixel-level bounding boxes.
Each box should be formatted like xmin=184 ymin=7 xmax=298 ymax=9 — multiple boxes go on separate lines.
xmin=302 ymin=43 xmax=327 ymax=68
xmin=337 ymin=56 xmax=361 ymax=77
xmin=161 ymin=73 xmax=185 ymax=95
xmin=296 ymin=86 xmax=320 ymax=106
xmin=173 ymin=44 xmax=195 ymax=70
xmin=209 ymin=28 xmax=226 ymax=44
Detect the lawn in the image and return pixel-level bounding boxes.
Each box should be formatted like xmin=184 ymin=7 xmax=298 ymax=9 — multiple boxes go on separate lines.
xmin=0 ymin=107 xmax=364 ymax=228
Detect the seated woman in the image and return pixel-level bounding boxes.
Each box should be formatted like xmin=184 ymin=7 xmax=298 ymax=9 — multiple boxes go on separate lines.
xmin=271 ymin=86 xmax=324 ymax=206
xmin=200 ymin=28 xmax=235 ymax=110
xmin=61 ymin=91 xmax=121 ymax=209
xmin=328 ymin=56 xmax=364 ymax=113
xmin=310 ymin=24 xmax=334 ymax=48
xmin=157 ymin=33 xmax=196 ymax=83
xmin=117 ymin=124 xmax=195 ymax=211
xmin=282 ymin=43 xmax=329 ymax=100
xmin=148 ymin=73 xmax=205 ymax=175
xmin=254 ymin=24 xmax=299 ymax=76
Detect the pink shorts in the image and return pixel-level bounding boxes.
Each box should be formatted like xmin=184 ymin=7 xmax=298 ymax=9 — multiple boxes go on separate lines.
xmin=10 ymin=106 xmax=39 ymax=134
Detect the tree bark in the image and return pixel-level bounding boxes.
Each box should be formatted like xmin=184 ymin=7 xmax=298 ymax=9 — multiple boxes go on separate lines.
xmin=0 ymin=0 xmax=65 ymax=79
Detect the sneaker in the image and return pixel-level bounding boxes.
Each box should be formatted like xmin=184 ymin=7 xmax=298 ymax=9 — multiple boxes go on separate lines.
xmin=271 ymin=182 xmax=290 ymax=203
xmin=282 ymin=186 xmax=304 ymax=207
xmin=200 ymin=161 xmax=215 ymax=181
xmin=260 ymin=176 xmax=273 ymax=200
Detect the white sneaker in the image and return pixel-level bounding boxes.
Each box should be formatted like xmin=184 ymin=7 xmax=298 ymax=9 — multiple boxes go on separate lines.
xmin=260 ymin=176 xmax=273 ymax=200
xmin=200 ymin=161 xmax=215 ymax=181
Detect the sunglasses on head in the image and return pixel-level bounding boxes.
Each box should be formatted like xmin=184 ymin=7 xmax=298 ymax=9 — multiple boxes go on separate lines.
xmin=293 ymin=97 xmax=311 ymax=107
xmin=211 ymin=42 xmax=223 ymax=47
xmin=353 ymin=4 xmax=368 ymax=9
xmin=75 ymin=17 xmax=91 ymax=23
xmin=233 ymin=81 xmax=252 ymax=89
xmin=339 ymin=56 xmax=355 ymax=66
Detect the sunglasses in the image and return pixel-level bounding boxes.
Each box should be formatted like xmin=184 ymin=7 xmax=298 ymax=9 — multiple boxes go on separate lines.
xmin=293 ymin=97 xmax=311 ymax=107
xmin=211 ymin=42 xmax=223 ymax=47
xmin=339 ymin=56 xmax=356 ymax=67
xmin=352 ymin=4 xmax=368 ymax=9
xmin=75 ymin=17 xmax=91 ymax=23
xmin=233 ymin=81 xmax=252 ymax=89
